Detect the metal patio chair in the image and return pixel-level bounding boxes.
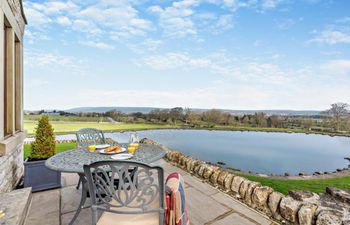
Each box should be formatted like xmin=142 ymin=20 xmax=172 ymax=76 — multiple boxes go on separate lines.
xmin=76 ymin=128 xmax=106 ymax=148
xmin=75 ymin=128 xmax=106 ymax=190
xmin=84 ymin=160 xmax=165 ymax=225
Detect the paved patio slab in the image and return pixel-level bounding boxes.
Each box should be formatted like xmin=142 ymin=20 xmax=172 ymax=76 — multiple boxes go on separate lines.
xmin=24 ymin=189 xmax=59 ymax=225
xmin=185 ymin=187 xmax=231 ymax=224
xmin=211 ymin=212 xmax=258 ymax=225
xmin=210 ymin=192 xmax=273 ymax=225
xmin=61 ymin=185 xmax=91 ymax=214
xmin=61 ymin=208 xmax=95 ymax=225
xmin=0 ymin=188 xmax=32 ymax=225
xmin=25 ymin=159 xmax=277 ymax=225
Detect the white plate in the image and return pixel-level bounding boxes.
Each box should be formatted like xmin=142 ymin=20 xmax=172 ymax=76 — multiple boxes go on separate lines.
xmin=111 ymin=153 xmax=133 ymax=160
xmin=99 ymin=147 xmax=126 ymax=155
xmin=95 ymin=144 xmax=110 ymax=149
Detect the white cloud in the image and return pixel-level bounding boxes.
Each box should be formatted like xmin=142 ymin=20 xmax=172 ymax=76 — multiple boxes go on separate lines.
xmin=309 ymin=30 xmax=350 ymax=45
xmin=25 ymin=30 xmax=51 ymax=44
xmin=321 ymin=60 xmax=350 ymax=75
xmin=216 ymin=0 xmax=255 ymax=11
xmin=127 ymin=39 xmax=163 ymax=53
xmin=56 ymin=16 xmax=72 ymax=26
xmin=309 ymin=18 xmax=350 ymax=45
xmin=261 ymin=0 xmax=282 ymax=9
xmin=140 ymin=53 xmax=211 ymax=70
xmin=41 ymin=1 xmax=78 ymax=15
xmin=72 ymin=19 xmax=102 ymax=35
xmin=25 ymin=0 xmax=152 ymax=41
xmin=210 ymin=0 xmax=287 ymax=12
xmin=79 ymin=40 xmax=115 ymax=50
xmin=143 ymin=39 xmax=162 ymax=51
xmin=24 ymin=51 xmax=80 ymax=68
xmin=139 ymin=52 xmax=292 ymax=85
xmin=216 ymin=14 xmax=234 ymax=30
xmin=148 ymin=0 xmax=199 ymax=38
xmin=72 ymin=2 xmax=152 ymax=38
xmin=24 ymin=5 xmax=52 ymax=27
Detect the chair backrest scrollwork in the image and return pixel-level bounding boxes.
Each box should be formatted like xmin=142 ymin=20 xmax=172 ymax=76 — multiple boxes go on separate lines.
xmin=76 ymin=128 xmax=105 ymax=148
xmin=83 ymin=160 xmax=165 ymax=217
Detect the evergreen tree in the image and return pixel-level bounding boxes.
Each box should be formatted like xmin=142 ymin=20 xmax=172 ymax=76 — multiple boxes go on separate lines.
xmin=30 ymin=115 xmax=56 ymax=159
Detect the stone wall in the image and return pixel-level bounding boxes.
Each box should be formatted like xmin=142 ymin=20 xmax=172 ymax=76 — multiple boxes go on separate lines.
xmin=0 ymin=143 xmax=23 ymax=192
xmin=140 ymin=138 xmax=350 ymax=225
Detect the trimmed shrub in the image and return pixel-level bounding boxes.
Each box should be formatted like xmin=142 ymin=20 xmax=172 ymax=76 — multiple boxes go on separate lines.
xmin=30 ymin=115 xmax=56 ymax=160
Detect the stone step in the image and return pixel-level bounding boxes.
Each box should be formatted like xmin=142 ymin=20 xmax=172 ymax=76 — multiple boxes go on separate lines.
xmin=0 ymin=188 xmax=32 ymax=225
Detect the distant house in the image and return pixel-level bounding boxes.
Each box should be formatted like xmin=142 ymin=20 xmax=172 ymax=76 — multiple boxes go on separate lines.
xmin=41 ymin=111 xmax=60 ymax=116
xmin=0 ymin=0 xmax=27 ymax=193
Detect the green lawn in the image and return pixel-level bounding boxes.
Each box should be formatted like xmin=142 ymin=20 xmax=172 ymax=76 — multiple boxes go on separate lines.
xmin=24 ymin=115 xmax=109 ymax=122
xmin=234 ymin=172 xmax=350 ymax=195
xmin=24 ymin=121 xmax=180 ymax=136
xmin=24 ymin=142 xmax=77 ymax=159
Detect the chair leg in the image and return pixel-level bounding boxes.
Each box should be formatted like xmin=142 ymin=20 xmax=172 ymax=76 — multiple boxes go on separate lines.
xmin=69 ymin=177 xmax=88 ymax=225
xmin=159 ymin=212 xmax=164 ymax=225
xmin=91 ymin=206 xmax=98 ymax=225
xmin=76 ymin=176 xmax=82 ymax=190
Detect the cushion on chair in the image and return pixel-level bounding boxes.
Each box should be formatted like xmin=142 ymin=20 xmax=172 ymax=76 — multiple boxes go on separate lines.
xmin=97 ymin=211 xmax=159 ymax=225
xmin=97 ymin=196 xmax=160 ymax=225
xmin=164 ymin=172 xmax=189 ymax=225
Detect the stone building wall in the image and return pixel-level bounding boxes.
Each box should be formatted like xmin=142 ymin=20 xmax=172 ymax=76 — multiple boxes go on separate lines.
xmin=0 ymin=143 xmax=23 ymax=192
xmin=0 ymin=0 xmax=26 ymax=193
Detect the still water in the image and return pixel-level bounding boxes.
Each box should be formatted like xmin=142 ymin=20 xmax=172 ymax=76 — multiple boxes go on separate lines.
xmin=28 ymin=129 xmax=350 ymax=175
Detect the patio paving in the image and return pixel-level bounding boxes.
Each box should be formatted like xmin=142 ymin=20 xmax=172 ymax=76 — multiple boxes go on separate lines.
xmin=25 ymin=159 xmax=277 ymax=225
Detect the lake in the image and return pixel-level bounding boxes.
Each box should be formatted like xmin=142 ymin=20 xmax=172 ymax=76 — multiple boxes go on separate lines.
xmin=27 ymin=129 xmax=350 ymax=175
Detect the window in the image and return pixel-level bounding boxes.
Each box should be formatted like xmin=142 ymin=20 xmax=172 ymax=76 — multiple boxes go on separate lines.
xmin=4 ymin=23 xmax=9 ymax=137
xmin=15 ymin=38 xmax=21 ymax=132
xmin=3 ymin=18 xmax=14 ymax=138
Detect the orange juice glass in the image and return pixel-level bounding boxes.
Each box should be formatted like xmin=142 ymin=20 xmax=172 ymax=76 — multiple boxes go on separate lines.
xmin=128 ymin=146 xmax=136 ymax=154
xmin=130 ymin=143 xmax=139 ymax=148
xmin=88 ymin=145 xmax=96 ymax=152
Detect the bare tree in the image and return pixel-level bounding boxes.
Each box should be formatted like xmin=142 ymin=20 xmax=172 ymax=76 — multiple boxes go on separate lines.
xmin=254 ymin=112 xmax=267 ymax=127
xmin=324 ymin=102 xmax=349 ymax=131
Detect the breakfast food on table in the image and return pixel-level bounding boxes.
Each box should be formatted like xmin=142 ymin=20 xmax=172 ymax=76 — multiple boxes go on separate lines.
xmin=104 ymin=146 xmax=122 ymax=153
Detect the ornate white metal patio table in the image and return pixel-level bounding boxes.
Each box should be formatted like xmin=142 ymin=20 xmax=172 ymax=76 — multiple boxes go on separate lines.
xmin=45 ymin=143 xmax=166 ymax=225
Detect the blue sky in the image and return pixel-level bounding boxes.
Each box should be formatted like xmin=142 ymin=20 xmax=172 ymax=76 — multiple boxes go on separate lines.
xmin=23 ymin=0 xmax=350 ymax=110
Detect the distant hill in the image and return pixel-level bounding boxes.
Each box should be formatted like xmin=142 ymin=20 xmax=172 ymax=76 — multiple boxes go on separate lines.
xmin=211 ymin=109 xmax=322 ymax=116
xmin=65 ymin=107 xmax=322 ymax=116
xmin=66 ymin=107 xmax=162 ymax=114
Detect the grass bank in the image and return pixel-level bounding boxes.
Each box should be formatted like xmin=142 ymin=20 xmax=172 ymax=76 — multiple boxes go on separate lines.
xmin=24 ymin=115 xmax=109 ymax=122
xmin=24 ymin=143 xmax=350 ymax=195
xmin=24 ymin=121 xmax=180 ymax=136
xmin=209 ymin=126 xmax=350 ymax=137
xmin=233 ymin=172 xmax=350 ymax=195
xmin=24 ymin=142 xmax=76 ymax=159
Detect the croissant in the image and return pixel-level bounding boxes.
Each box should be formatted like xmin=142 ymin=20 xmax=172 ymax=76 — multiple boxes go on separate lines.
xmin=104 ymin=146 xmax=122 ymax=153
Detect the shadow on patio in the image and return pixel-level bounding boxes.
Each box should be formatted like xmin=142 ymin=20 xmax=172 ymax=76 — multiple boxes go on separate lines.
xmin=24 ymin=159 xmax=275 ymax=225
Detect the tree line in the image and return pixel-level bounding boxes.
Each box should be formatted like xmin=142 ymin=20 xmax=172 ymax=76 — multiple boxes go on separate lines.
xmin=30 ymin=103 xmax=350 ymax=133
xmin=65 ymin=102 xmax=350 ymax=133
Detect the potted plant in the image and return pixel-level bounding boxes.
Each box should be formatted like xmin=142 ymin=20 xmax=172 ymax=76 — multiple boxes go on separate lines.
xmin=24 ymin=115 xmax=61 ymax=192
